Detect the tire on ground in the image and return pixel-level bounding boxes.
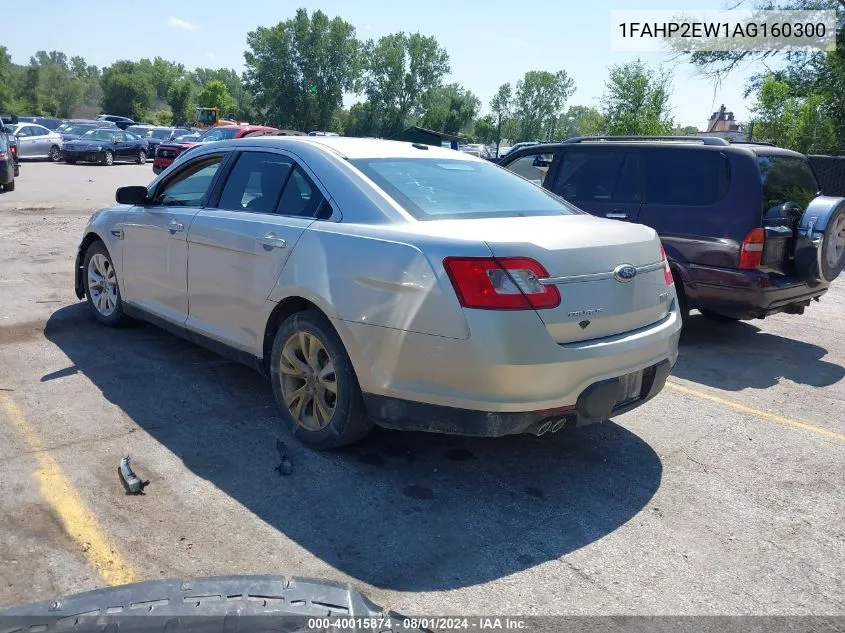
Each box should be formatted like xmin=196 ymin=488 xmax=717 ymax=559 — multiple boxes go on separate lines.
xmin=270 ymin=309 xmax=372 ymax=450
xmin=82 ymin=240 xmax=127 ymax=327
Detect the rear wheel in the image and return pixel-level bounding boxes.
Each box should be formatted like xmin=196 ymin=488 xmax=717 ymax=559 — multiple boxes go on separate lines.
xmin=101 ymin=150 xmax=114 ymax=166
xmin=270 ymin=310 xmax=371 ymax=450
xmin=2 ymin=179 xmax=15 ymax=192
xmin=48 ymin=146 xmax=61 ymax=162
xmin=136 ymin=150 xmax=147 ymax=165
xmin=699 ymin=309 xmax=739 ymax=323
xmin=83 ymin=241 xmax=126 ymax=327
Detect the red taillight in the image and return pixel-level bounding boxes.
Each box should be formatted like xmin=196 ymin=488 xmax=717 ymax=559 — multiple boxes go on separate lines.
xmin=9 ymin=145 xmax=16 ymax=156
xmin=659 ymin=244 xmax=673 ymax=285
xmin=443 ymin=256 xmax=561 ymax=310
xmin=0 ymin=151 xmax=7 ymax=161
xmin=739 ymin=228 xmax=765 ymax=269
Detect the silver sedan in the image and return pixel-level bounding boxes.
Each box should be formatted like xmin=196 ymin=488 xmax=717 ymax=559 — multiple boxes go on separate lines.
xmin=8 ymin=123 xmax=63 ymax=161
xmin=73 ymin=137 xmax=681 ymax=449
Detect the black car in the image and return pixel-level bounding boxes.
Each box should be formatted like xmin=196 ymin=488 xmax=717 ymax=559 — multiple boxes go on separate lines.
xmin=57 ymin=120 xmax=118 ymax=142
xmin=499 ymin=136 xmax=845 ymax=323
xmin=62 ymin=128 xmax=150 ymax=165
xmin=126 ymin=125 xmax=184 ymax=156
xmin=16 ymin=116 xmax=64 ymax=130
xmin=0 ymin=115 xmax=20 ymax=177
xmin=96 ymin=114 xmax=136 ymax=130
xmin=0 ymin=131 xmax=15 ymax=191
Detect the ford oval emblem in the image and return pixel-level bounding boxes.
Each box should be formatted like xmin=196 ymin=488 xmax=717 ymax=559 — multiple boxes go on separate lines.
xmin=613 ymin=264 xmax=638 ymax=283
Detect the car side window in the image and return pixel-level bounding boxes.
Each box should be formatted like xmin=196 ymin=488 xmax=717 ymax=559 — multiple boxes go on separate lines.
xmin=505 ymin=152 xmax=555 ymax=187
xmin=217 ymin=151 xmax=294 ymax=214
xmin=153 ymin=155 xmax=224 ymax=207
xmin=276 ymin=166 xmax=324 ymax=218
xmin=29 ymin=126 xmax=47 ymax=137
xmin=645 ymin=149 xmax=730 ymax=206
xmin=17 ymin=127 xmax=32 ymax=137
xmin=553 ymin=151 xmax=626 ymax=202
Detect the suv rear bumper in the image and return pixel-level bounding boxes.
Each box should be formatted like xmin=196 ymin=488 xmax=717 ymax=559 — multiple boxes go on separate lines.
xmin=684 ymin=264 xmax=829 ymax=319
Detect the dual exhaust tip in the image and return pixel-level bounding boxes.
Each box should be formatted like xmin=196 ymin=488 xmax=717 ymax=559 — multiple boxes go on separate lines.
xmin=535 ymin=415 xmax=573 ymax=436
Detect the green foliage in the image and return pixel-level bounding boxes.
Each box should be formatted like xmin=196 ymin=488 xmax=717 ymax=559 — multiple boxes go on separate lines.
xmin=150 ymin=110 xmax=174 ymax=126
xmin=244 ymin=8 xmax=361 ymax=131
xmin=197 ymin=80 xmax=235 ymax=117
xmin=473 ymin=115 xmax=497 ymax=144
xmin=420 ymin=83 xmax=480 ymax=135
xmin=558 ymin=105 xmax=604 ymax=139
xmin=752 ymin=75 xmax=837 ymax=153
xmin=601 ymin=59 xmax=673 ymax=135
xmin=343 ymin=101 xmax=381 ymax=137
xmin=193 ymin=67 xmax=253 ymax=121
xmin=167 ymin=78 xmax=195 ymax=126
xmin=673 ymin=124 xmax=700 ymax=136
xmin=363 ymin=32 xmax=450 ymax=137
xmin=489 ymin=83 xmax=516 ymax=144
xmin=513 ymin=70 xmax=575 ymax=142
xmin=101 ymin=61 xmax=155 ymax=120
xmin=0 ymin=47 xmax=22 ymax=113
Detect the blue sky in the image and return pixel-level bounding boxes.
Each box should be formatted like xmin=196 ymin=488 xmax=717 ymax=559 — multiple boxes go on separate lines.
xmin=2 ymin=0 xmax=769 ymax=127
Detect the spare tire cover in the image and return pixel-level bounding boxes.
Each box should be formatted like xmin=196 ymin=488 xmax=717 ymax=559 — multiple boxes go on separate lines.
xmin=794 ymin=196 xmax=845 ymax=285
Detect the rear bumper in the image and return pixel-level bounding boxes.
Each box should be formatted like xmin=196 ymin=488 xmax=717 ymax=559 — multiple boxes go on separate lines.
xmin=684 ymin=264 xmax=829 ymax=319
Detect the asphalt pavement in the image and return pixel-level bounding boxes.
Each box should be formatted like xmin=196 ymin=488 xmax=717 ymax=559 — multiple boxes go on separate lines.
xmin=0 ymin=161 xmax=843 ymax=616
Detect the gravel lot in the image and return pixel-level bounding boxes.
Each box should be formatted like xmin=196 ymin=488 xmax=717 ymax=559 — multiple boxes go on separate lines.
xmin=0 ymin=161 xmax=843 ymax=616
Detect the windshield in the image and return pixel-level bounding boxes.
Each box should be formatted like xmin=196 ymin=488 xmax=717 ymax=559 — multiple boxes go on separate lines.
xmin=759 ymin=155 xmax=820 ymax=212
xmin=351 ymin=157 xmax=579 ymax=220
xmin=60 ymin=124 xmax=98 ymax=135
xmin=198 ymin=127 xmax=240 ymax=142
xmin=82 ymin=129 xmax=117 ymax=142
xmin=128 ymin=127 xmax=153 ymax=137
xmin=151 ymin=129 xmax=172 ymax=139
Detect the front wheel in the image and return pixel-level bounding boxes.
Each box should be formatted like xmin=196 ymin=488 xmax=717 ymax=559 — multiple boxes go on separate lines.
xmin=83 ymin=241 xmax=127 ymax=326
xmin=49 ymin=146 xmax=61 ymax=162
xmin=101 ymin=150 xmax=114 ymax=166
xmin=136 ymin=150 xmax=147 ymax=165
xmin=270 ymin=310 xmax=371 ymax=449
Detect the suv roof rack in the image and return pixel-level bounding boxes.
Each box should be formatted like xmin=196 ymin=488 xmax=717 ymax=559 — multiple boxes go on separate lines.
xmin=728 ymin=140 xmax=775 ymax=146
xmin=563 ymin=135 xmax=730 ymax=146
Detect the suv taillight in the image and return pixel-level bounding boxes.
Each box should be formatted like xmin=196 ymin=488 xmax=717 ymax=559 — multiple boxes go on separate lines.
xmin=659 ymin=244 xmax=673 ymax=285
xmin=443 ymin=256 xmax=561 ymax=310
xmin=739 ymin=228 xmax=765 ymax=269
xmin=9 ymin=144 xmax=16 ymax=156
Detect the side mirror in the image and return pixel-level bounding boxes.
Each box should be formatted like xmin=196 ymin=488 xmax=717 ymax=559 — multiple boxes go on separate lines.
xmin=116 ymin=186 xmax=148 ymax=206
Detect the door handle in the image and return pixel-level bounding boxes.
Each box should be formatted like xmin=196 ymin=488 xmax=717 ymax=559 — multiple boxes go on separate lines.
xmin=257 ymin=233 xmax=287 ymax=249
xmin=605 ymin=211 xmax=629 ymax=220
xmin=168 ymin=219 xmax=184 ymax=232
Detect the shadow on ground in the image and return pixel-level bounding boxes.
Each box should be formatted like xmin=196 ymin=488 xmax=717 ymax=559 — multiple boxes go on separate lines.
xmin=43 ymin=304 xmax=662 ymax=592
xmin=675 ymin=312 xmax=845 ymax=391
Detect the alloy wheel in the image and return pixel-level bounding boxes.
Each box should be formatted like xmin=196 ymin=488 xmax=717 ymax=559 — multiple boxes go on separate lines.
xmin=87 ymin=253 xmax=118 ymax=316
xmin=279 ymin=331 xmax=338 ymax=431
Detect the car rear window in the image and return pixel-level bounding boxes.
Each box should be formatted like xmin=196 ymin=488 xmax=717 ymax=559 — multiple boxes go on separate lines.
xmin=350 ymin=157 xmax=580 ymax=220
xmin=645 ymin=149 xmax=730 ymax=206
xmin=758 ymin=155 xmax=820 ymax=212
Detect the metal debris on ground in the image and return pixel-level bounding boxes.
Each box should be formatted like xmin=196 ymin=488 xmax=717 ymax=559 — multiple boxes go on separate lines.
xmin=118 ymin=456 xmax=150 ymax=494
xmin=275 ymin=439 xmax=293 ymax=476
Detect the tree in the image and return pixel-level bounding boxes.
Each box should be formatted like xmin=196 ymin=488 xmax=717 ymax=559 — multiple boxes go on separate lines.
xmin=101 ymin=61 xmax=155 ymax=119
xmin=420 ymin=83 xmax=480 ymax=135
xmin=193 ymin=68 xmax=254 ymax=121
xmin=513 ymin=70 xmax=575 ymax=142
xmin=673 ymin=124 xmax=700 ymax=136
xmin=558 ymin=105 xmax=604 ymax=138
xmin=601 ymin=59 xmax=673 ymax=135
xmin=363 ymin=32 xmax=450 ymax=136
xmin=473 ymin=115 xmax=497 ymax=144
xmin=197 ymin=80 xmax=235 ymax=117
xmin=344 ymin=101 xmax=381 ymax=137
xmin=244 ymin=8 xmax=361 ymax=131
xmin=167 ymin=78 xmax=195 ymax=126
xmin=149 ymin=57 xmax=185 ymax=102
xmin=489 ymin=83 xmax=513 ymax=146
xmin=151 ymin=110 xmax=174 ymax=126
xmin=0 ymin=47 xmax=20 ymax=113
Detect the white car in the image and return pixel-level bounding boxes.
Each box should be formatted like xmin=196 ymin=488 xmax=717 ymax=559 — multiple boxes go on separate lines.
xmin=7 ymin=123 xmax=64 ymax=161
xmin=74 ymin=137 xmax=681 ymax=449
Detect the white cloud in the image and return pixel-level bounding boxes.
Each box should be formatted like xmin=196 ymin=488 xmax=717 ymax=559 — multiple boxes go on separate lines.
xmin=168 ymin=16 xmax=200 ymax=31
xmin=364 ymin=24 xmax=372 ymax=30
xmin=205 ymin=51 xmax=216 ymax=61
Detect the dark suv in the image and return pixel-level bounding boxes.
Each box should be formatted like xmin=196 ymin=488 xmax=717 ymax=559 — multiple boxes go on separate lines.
xmin=499 ymin=136 xmax=845 ymax=323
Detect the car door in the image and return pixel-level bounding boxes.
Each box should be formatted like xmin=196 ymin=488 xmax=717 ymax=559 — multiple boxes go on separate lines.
xmin=27 ymin=125 xmax=50 ymax=157
xmin=15 ymin=126 xmax=39 ymax=158
xmin=121 ymin=153 xmax=227 ymax=326
xmin=111 ymin=131 xmax=131 ymax=160
xmin=549 ymin=149 xmax=643 ymax=222
xmin=186 ymin=150 xmax=326 ymax=354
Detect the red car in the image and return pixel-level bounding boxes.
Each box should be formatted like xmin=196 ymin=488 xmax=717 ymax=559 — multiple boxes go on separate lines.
xmin=152 ymin=124 xmax=277 ymax=174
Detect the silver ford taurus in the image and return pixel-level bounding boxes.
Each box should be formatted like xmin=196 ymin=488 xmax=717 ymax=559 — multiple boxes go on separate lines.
xmin=73 ymin=136 xmax=681 ymax=449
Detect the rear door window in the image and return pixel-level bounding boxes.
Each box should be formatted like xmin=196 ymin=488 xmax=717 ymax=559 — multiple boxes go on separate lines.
xmin=553 ymin=151 xmax=637 ymax=202
xmin=216 ymin=151 xmax=294 ymax=214
xmin=758 ymin=155 xmax=820 ymax=211
xmin=645 ymin=149 xmax=730 ymax=206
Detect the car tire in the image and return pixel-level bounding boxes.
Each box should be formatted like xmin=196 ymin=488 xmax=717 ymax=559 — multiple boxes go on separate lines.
xmin=270 ymin=310 xmax=372 ymax=450
xmin=102 ymin=150 xmax=114 ymax=166
xmin=137 ymin=150 xmax=147 ymax=165
xmin=699 ymin=309 xmax=739 ymax=322
xmin=83 ymin=241 xmax=127 ymax=327
xmin=3 ymin=179 xmax=14 ymax=192
xmin=49 ymin=146 xmax=61 ymax=162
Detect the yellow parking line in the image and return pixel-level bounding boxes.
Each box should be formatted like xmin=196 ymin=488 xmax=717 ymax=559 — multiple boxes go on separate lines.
xmin=0 ymin=392 xmax=137 ymax=585
xmin=665 ymin=380 xmax=845 ymax=443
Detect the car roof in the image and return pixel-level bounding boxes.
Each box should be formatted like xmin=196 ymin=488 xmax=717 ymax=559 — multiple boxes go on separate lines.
xmin=228 ymin=135 xmax=479 ymax=160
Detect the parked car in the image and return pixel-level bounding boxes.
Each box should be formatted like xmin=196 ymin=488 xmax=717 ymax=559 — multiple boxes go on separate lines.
xmin=0 ymin=117 xmax=20 ymax=177
xmin=499 ymin=136 xmax=845 ymax=323
xmin=0 ymin=132 xmax=15 ymax=192
xmin=57 ymin=120 xmax=117 ymax=141
xmin=152 ymin=124 xmax=277 ymax=174
xmin=126 ymin=125 xmax=184 ymax=156
xmin=96 ymin=114 xmax=136 ymax=130
xmin=61 ymin=128 xmax=149 ymax=165
xmin=74 ymin=136 xmax=680 ymax=449
xmin=16 ymin=116 xmax=64 ymax=130
xmin=6 ymin=123 xmax=64 ymax=161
